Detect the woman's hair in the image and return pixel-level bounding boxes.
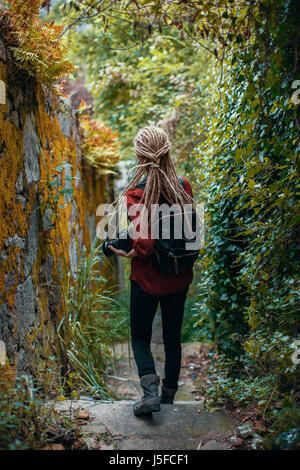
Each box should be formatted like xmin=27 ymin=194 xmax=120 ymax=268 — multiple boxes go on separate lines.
xmin=108 ymin=126 xmax=199 ymax=234
xmin=132 ymin=126 xmax=191 ymax=208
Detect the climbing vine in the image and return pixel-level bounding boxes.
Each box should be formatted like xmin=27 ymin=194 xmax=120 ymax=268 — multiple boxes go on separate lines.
xmin=192 ymin=0 xmax=300 ymax=445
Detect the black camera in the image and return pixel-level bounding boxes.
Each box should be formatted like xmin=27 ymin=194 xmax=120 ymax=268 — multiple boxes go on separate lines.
xmin=102 ymin=229 xmax=133 ymax=257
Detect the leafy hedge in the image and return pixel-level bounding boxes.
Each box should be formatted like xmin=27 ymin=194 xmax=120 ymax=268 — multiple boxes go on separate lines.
xmin=193 ymin=0 xmax=300 ymax=442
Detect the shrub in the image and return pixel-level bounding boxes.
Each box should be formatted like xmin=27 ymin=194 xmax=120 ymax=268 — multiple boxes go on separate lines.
xmin=192 ymin=0 xmax=300 ymax=441
xmin=0 ymin=0 xmax=74 ymax=87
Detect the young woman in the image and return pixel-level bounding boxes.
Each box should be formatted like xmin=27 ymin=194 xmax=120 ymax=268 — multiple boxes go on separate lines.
xmin=104 ymin=126 xmax=196 ymax=416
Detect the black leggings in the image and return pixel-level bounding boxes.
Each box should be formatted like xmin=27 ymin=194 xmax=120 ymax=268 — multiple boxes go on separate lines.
xmin=130 ymin=279 xmax=189 ymax=390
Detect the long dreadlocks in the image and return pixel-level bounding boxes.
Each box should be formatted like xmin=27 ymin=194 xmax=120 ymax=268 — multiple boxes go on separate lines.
xmin=107 ymin=126 xmax=202 ymax=238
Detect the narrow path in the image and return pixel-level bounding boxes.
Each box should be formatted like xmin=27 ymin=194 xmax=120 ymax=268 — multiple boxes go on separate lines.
xmin=56 ymin=310 xmax=237 ymax=450
xmin=106 ymin=312 xmax=207 ymax=402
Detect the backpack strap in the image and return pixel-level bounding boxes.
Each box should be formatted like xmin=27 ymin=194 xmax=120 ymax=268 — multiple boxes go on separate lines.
xmin=178 ymin=176 xmax=185 ymax=188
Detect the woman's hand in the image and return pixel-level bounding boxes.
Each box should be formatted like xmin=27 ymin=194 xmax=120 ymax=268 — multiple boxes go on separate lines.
xmin=107 ymin=245 xmax=137 ymax=258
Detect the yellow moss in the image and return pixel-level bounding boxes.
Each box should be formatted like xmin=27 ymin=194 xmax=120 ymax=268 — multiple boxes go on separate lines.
xmin=0 ymin=361 xmax=16 ymax=394
xmin=0 ymin=64 xmax=33 ymax=309
xmin=0 ymin=60 xmax=116 ymax=371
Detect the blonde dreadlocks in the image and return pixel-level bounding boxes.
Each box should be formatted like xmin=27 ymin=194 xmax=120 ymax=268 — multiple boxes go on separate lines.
xmin=109 ymin=126 xmax=200 ymax=234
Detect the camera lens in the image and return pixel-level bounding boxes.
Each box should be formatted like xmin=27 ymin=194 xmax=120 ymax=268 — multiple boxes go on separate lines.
xmin=102 ymin=239 xmax=120 ymax=257
xmin=101 ymin=230 xmax=132 ymax=257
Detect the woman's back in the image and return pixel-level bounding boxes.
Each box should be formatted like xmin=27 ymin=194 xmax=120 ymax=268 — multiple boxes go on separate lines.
xmin=125 ymin=175 xmax=194 ymax=296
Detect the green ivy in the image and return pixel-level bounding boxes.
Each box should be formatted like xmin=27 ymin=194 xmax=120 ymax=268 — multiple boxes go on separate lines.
xmin=193 ymin=0 xmax=300 ymax=442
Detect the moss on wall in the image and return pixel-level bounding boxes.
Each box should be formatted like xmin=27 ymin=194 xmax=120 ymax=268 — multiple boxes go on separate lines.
xmin=0 ymin=44 xmax=117 ymax=377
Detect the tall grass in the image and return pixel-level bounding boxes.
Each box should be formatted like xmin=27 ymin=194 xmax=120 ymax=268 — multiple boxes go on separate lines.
xmin=57 ymin=237 xmax=130 ymax=400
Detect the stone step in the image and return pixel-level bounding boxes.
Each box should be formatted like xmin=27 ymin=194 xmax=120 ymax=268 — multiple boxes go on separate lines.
xmin=54 ymin=315 xmax=231 ymax=450
xmin=56 ymin=399 xmax=235 ymax=450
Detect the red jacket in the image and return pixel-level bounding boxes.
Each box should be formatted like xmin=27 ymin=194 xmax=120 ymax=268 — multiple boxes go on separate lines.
xmin=125 ymin=176 xmax=194 ymax=296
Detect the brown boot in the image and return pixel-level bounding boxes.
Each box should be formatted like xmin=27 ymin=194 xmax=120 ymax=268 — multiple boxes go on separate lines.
xmin=133 ymin=374 xmax=161 ymax=416
xmin=160 ymin=385 xmax=177 ymax=404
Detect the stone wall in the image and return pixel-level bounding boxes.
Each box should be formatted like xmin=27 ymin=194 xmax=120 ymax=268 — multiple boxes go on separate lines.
xmin=0 ymin=39 xmax=115 ymax=377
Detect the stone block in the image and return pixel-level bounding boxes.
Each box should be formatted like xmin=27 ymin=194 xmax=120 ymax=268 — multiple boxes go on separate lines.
xmin=23 ymin=113 xmax=40 ymax=184
xmin=24 ymin=207 xmax=39 ymax=278
xmin=15 ymin=276 xmax=35 ymax=344
xmin=0 ymin=40 xmax=6 ymax=62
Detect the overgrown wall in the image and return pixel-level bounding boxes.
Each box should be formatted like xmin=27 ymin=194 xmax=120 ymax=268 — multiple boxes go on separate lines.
xmin=0 ymin=38 xmax=115 ymax=377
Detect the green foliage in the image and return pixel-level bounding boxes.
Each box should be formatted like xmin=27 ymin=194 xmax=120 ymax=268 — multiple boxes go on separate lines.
xmin=46 ymin=0 xmax=300 ymax=441
xmin=62 ymin=20 xmax=210 ymax=162
xmin=181 ymin=289 xmax=212 ymax=344
xmin=39 ymin=147 xmax=78 ymax=230
xmin=192 ymin=0 xmax=300 ymax=439
xmin=1 ymin=0 xmax=74 ymax=87
xmin=57 ymin=0 xmax=258 ymax=60
xmin=0 ymin=363 xmax=83 ymax=450
xmin=57 ymin=237 xmax=129 ymax=399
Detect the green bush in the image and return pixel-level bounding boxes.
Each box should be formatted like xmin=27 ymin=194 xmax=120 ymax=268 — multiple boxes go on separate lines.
xmin=192 ymin=0 xmax=300 ymax=441
xmin=57 ymin=238 xmax=129 ymax=400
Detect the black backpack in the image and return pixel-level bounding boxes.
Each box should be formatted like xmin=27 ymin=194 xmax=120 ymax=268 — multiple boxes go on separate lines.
xmin=131 ymin=176 xmax=200 ymax=274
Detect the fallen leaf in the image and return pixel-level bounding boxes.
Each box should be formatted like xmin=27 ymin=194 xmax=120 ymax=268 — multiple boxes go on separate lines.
xmin=75 ymin=410 xmax=90 ymax=420
xmin=41 ymin=444 xmax=65 ymax=450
